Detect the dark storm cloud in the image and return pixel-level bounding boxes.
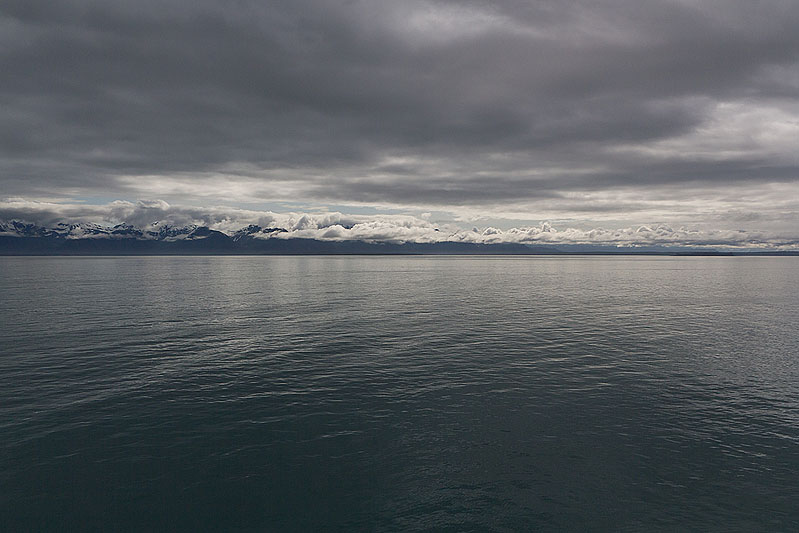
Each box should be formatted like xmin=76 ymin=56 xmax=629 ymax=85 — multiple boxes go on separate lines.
xmin=1 ymin=0 xmax=799 ymax=207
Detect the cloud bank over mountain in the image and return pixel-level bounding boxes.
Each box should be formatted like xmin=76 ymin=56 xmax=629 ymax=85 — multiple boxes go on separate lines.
xmin=2 ymin=199 xmax=796 ymax=249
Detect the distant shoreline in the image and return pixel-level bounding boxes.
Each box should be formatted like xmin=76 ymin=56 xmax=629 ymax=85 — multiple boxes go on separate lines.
xmin=3 ymin=250 xmax=797 ymax=257
xmin=3 ymin=232 xmax=797 ymax=257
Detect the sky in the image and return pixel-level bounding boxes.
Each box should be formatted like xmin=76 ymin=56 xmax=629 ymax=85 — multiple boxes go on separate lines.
xmin=2 ymin=0 xmax=798 ymax=247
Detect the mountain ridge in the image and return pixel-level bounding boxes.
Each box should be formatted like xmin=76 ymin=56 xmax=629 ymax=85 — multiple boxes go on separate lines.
xmin=2 ymin=220 xmax=797 ymax=255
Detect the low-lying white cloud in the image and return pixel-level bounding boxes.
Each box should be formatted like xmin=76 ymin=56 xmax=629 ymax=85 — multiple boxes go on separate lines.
xmin=1 ymin=198 xmax=797 ymax=249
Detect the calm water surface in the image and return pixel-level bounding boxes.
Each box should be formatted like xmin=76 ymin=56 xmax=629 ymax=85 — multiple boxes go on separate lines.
xmin=1 ymin=256 xmax=798 ymax=531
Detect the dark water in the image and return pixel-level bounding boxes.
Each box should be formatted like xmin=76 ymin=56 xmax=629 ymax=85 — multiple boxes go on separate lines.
xmin=1 ymin=256 xmax=798 ymax=531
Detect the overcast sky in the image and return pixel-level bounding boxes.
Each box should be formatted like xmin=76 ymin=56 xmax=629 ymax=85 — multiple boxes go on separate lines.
xmin=2 ymin=0 xmax=798 ymax=246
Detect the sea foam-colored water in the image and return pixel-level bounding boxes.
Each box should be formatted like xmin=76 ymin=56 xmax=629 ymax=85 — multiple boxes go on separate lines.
xmin=1 ymin=256 xmax=798 ymax=531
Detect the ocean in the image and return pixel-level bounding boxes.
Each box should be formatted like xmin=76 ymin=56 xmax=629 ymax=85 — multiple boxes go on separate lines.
xmin=1 ymin=256 xmax=797 ymax=531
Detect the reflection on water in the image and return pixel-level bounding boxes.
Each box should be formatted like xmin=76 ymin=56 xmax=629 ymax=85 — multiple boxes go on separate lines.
xmin=1 ymin=256 xmax=798 ymax=530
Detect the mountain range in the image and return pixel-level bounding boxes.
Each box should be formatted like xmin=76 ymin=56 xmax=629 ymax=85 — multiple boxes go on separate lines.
xmin=1 ymin=221 xmax=796 ymax=256
xmin=0 ymin=220 xmax=549 ymax=255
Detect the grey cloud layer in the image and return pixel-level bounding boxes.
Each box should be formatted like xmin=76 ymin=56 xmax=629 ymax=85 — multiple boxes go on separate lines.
xmin=1 ymin=0 xmax=798 ymax=217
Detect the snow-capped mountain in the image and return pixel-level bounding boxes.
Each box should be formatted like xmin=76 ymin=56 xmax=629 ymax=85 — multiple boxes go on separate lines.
xmin=2 ymin=219 xmax=773 ymax=256
xmin=144 ymin=222 xmax=199 ymax=241
xmin=0 ymin=221 xmax=58 ymax=238
xmin=110 ymin=224 xmax=144 ymax=239
xmin=51 ymin=222 xmax=116 ymax=239
xmin=231 ymin=225 xmax=288 ymax=242
xmin=0 ymin=221 xmax=235 ymax=241
xmin=0 ymin=219 xmax=262 ymax=254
